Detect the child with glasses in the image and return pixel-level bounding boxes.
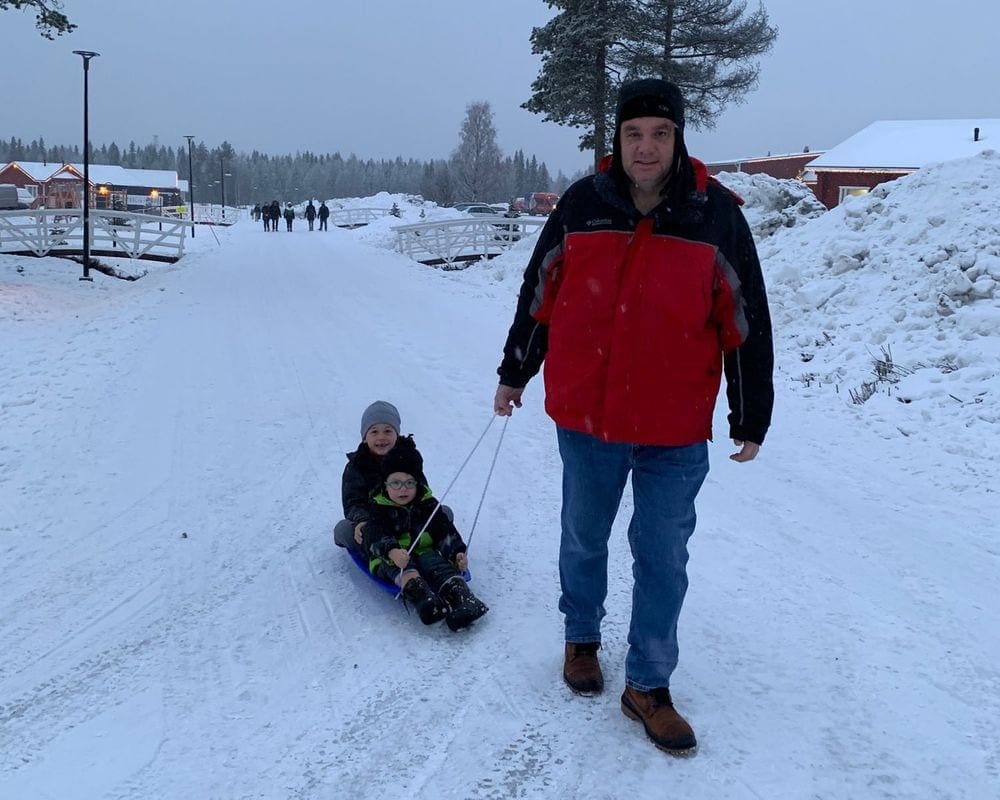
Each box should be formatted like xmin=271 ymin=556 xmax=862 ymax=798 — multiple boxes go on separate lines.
xmin=361 ymin=446 xmax=488 ymax=631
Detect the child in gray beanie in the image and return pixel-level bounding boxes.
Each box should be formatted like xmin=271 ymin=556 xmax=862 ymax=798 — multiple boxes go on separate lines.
xmin=359 ymin=400 xmax=401 ymax=440
xmin=334 ymin=401 xmax=452 ymax=551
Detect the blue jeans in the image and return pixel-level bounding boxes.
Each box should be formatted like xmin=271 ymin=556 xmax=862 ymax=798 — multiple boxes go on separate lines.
xmin=556 ymin=426 xmax=709 ymax=691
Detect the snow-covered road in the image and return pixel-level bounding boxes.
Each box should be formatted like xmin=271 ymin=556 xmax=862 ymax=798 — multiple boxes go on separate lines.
xmin=1 ymin=215 xmax=996 ymax=799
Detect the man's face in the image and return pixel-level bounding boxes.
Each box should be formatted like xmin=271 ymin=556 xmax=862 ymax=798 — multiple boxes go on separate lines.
xmin=620 ymin=117 xmax=676 ymax=192
xmin=364 ymin=424 xmax=398 ymax=456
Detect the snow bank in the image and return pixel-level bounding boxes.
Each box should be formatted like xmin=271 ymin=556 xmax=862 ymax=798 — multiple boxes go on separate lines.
xmin=714 ymin=170 xmax=826 ymax=238
xmin=761 ymin=150 xmax=1000 ymax=444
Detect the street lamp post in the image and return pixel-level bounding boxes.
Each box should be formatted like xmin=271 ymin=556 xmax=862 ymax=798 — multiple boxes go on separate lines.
xmin=72 ymin=50 xmax=100 ymax=281
xmin=184 ymin=135 xmax=195 ymax=237
xmin=220 ymin=159 xmax=228 ymax=219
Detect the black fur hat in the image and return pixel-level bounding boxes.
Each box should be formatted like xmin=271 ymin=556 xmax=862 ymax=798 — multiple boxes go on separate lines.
xmin=616 ymin=78 xmax=685 ymax=131
xmin=379 ymin=446 xmax=427 ymax=487
xmin=610 ymin=78 xmax=693 ymax=208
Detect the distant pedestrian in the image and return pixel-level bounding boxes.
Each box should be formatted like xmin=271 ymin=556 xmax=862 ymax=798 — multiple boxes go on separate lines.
xmin=283 ymin=203 xmax=295 ymax=232
xmin=305 ymin=201 xmax=317 ymax=231
xmin=269 ymin=200 xmax=280 ymax=232
xmin=318 ymin=201 xmax=330 ymax=231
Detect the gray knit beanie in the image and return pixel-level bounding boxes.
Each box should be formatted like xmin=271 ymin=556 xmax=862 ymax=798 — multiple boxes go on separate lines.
xmin=360 ymin=400 xmax=401 ymax=438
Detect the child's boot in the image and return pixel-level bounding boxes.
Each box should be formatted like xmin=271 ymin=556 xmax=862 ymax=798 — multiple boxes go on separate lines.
xmin=440 ymin=578 xmax=489 ymax=631
xmin=402 ymin=576 xmax=448 ymax=625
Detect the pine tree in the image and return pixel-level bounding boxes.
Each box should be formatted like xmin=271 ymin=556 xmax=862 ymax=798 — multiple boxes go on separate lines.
xmin=624 ymin=0 xmax=776 ymax=128
xmin=523 ymin=0 xmax=628 ymax=168
xmin=525 ymin=0 xmax=777 ymax=164
xmin=0 ymin=1 xmax=76 ymax=38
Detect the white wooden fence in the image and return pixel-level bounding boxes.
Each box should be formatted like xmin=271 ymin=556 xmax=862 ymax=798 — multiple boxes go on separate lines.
xmin=391 ymin=216 xmax=546 ymax=267
xmin=328 ymin=207 xmax=393 ymax=228
xmin=0 ymin=208 xmax=187 ymax=262
xmin=162 ymin=204 xmax=240 ymax=226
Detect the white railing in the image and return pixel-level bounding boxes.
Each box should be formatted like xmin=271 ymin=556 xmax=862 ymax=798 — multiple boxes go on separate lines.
xmin=392 ymin=215 xmax=546 ymax=267
xmin=194 ymin=204 xmax=240 ymax=225
xmin=329 ymin=207 xmax=392 ymax=228
xmin=0 ymin=208 xmax=187 ymax=262
xmin=160 ymin=204 xmax=240 ymax=226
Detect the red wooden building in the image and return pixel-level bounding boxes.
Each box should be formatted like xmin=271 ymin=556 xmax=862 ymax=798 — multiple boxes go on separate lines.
xmin=705 ymin=151 xmax=820 ymax=182
xmin=0 ymin=161 xmax=62 ymax=207
xmin=805 ymin=119 xmax=998 ymax=208
xmin=0 ymin=161 xmax=181 ymax=211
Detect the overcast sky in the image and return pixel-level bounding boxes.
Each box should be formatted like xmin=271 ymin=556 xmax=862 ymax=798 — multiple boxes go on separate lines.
xmin=2 ymin=0 xmax=998 ymax=177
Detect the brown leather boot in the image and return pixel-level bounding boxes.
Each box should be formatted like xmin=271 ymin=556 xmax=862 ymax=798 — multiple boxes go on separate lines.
xmin=621 ymin=686 xmax=697 ymax=755
xmin=563 ymin=642 xmax=604 ymax=695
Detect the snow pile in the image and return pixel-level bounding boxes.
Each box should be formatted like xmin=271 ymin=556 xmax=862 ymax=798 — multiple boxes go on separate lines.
xmin=714 ymin=170 xmax=826 ymax=238
xmin=761 ymin=150 xmax=1000 ymax=444
xmin=327 ymin=192 xmax=465 ymax=251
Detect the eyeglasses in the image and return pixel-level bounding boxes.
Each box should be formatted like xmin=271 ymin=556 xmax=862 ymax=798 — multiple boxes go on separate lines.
xmin=386 ymin=479 xmax=418 ymax=490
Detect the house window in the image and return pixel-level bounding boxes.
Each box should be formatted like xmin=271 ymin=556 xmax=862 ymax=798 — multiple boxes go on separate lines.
xmin=26 ymin=185 xmax=38 ymax=197
xmin=839 ymin=186 xmax=869 ymax=202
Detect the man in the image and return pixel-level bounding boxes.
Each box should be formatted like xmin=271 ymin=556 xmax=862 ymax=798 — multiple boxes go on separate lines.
xmin=493 ymin=78 xmax=773 ymax=755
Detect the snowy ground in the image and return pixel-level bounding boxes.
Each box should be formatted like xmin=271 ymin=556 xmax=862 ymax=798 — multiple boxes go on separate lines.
xmin=1 ymin=160 xmax=998 ymax=799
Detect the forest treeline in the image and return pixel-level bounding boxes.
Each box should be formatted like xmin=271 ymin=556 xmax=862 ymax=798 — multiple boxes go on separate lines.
xmin=0 ymin=135 xmax=576 ymax=207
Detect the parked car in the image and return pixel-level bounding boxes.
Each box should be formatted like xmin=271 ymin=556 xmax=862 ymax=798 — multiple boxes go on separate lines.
xmin=0 ymin=184 xmax=30 ymax=210
xmin=451 ymin=202 xmax=501 ymax=216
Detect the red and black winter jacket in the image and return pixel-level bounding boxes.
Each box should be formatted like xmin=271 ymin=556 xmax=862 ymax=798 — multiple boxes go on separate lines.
xmin=497 ymin=157 xmax=774 ymax=446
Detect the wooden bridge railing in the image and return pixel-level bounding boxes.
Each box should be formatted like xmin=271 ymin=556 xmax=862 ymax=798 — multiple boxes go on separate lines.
xmin=0 ymin=208 xmax=187 ymax=263
xmin=328 ymin=207 xmax=393 ymax=228
xmin=391 ymin=216 xmax=546 ymax=267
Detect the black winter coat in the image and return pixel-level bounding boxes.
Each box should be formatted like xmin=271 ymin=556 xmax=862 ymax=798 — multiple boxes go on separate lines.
xmin=361 ymin=492 xmax=467 ymax=566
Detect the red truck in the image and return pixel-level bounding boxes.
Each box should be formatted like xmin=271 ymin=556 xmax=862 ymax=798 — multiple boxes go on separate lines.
xmin=515 ymin=192 xmax=559 ymax=216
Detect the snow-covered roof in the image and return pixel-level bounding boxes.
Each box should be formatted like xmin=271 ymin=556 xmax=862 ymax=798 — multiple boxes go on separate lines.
xmin=68 ymin=164 xmax=137 ymax=186
xmin=2 ymin=161 xmax=62 ymax=181
xmin=807 ymin=119 xmax=999 ymax=170
xmin=3 ymin=161 xmax=179 ymax=188
xmin=706 ymin=151 xmax=821 ymax=166
xmin=64 ymin=164 xmax=179 ymax=188
xmin=129 ymin=168 xmax=179 ymax=189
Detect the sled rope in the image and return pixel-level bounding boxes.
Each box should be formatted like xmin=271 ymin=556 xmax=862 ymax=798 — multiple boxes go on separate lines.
xmin=393 ymin=415 xmax=506 ymax=600
xmin=464 ymin=415 xmax=508 ymax=550
xmin=403 ymin=414 xmax=498 ymax=557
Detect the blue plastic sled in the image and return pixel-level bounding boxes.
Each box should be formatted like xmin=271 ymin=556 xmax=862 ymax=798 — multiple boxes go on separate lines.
xmin=347 ymin=548 xmax=471 ymax=596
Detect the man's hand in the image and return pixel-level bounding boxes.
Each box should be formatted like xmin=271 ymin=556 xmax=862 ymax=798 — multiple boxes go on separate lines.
xmin=353 ymin=521 xmax=366 ymax=544
xmin=730 ymin=440 xmax=761 ymax=463
xmin=494 ymin=384 xmax=524 ymax=416
xmin=455 ymin=552 xmax=469 ymax=572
